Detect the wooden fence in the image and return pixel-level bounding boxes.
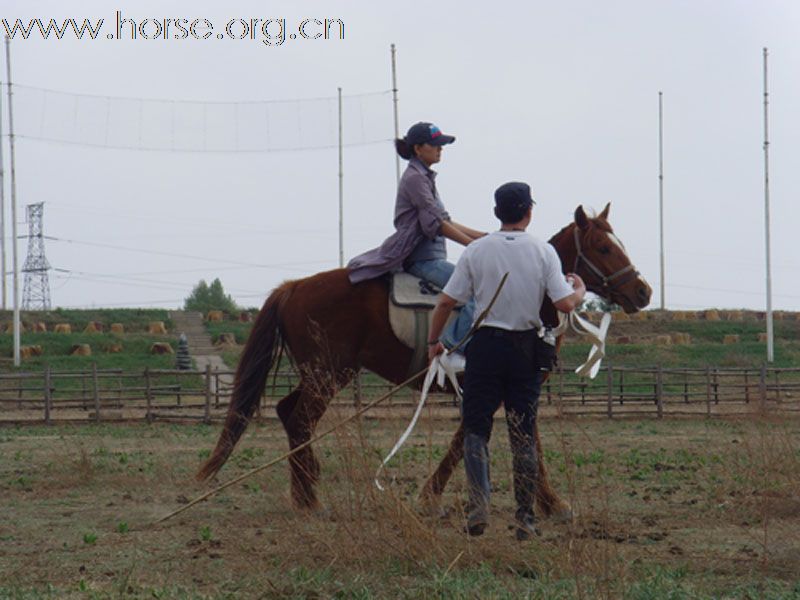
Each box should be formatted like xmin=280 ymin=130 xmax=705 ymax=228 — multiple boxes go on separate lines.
xmin=1 ymin=363 xmax=799 ymax=425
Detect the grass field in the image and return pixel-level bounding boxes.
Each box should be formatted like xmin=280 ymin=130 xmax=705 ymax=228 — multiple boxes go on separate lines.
xmin=212 ymin=310 xmax=800 ymax=375
xmin=0 ymin=309 xmax=177 ymax=377
xmin=1 ymin=413 xmax=799 ymax=598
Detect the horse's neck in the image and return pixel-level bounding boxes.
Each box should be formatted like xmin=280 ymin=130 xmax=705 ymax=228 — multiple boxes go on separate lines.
xmin=539 ymin=223 xmax=578 ymax=328
xmin=548 ymin=224 xmax=578 ymax=275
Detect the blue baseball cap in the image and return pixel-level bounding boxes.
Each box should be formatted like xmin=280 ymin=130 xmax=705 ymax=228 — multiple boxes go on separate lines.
xmin=405 ymin=122 xmax=456 ymax=146
xmin=494 ymin=182 xmax=536 ymax=212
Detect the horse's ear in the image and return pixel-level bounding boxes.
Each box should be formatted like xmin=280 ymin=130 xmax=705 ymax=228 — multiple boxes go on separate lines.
xmin=575 ymin=206 xmax=590 ymax=230
xmin=599 ymin=202 xmax=610 ymax=220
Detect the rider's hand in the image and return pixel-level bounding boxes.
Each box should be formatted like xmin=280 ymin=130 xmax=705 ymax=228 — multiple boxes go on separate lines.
xmin=427 ymin=341 xmax=445 ymax=363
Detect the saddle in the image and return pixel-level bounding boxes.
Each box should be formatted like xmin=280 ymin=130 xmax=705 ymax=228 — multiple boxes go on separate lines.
xmin=389 ymin=273 xmax=459 ymax=376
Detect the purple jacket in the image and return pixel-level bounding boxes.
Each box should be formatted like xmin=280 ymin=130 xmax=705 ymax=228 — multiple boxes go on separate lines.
xmin=347 ymin=158 xmax=450 ymax=283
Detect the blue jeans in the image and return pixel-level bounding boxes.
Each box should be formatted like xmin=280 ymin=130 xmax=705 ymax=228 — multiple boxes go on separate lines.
xmin=406 ymin=258 xmax=475 ymax=350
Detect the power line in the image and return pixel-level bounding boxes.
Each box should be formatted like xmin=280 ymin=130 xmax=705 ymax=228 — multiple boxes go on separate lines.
xmin=13 ymin=83 xmax=391 ymax=105
xmin=15 ymin=134 xmax=392 ymax=154
xmin=45 ymin=235 xmax=337 ymax=270
xmin=47 ymin=201 xmax=338 ymax=237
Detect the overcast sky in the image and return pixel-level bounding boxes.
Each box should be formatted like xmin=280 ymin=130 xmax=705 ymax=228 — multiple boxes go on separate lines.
xmin=1 ymin=0 xmax=798 ymax=311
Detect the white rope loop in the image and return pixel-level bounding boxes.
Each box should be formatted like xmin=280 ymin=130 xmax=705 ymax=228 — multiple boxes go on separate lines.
xmin=374 ymin=353 xmax=463 ymax=491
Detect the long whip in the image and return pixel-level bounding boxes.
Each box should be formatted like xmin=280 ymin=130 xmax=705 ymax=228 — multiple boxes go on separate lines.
xmin=153 ymin=368 xmax=428 ymax=525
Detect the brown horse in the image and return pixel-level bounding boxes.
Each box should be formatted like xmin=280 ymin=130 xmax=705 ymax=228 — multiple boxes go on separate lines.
xmin=198 ymin=204 xmax=652 ymax=517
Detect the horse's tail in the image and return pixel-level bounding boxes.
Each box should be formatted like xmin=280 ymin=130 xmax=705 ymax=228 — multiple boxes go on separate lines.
xmin=196 ymin=282 xmax=291 ymax=481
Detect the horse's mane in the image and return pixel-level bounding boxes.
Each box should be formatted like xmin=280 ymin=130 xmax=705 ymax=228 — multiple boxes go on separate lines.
xmin=547 ymin=213 xmax=613 ymax=245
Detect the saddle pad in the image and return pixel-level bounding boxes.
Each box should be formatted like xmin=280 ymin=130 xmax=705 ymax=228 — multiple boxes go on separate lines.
xmin=389 ymin=301 xmax=458 ymax=376
xmin=390 ymin=272 xmax=443 ymax=308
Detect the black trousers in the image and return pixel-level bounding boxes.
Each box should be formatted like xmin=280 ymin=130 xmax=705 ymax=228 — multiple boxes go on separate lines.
xmin=462 ymin=327 xmax=546 ymax=443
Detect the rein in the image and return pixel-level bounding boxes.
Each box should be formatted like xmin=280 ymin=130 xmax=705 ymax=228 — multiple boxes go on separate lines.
xmin=572 ymin=227 xmax=639 ymax=294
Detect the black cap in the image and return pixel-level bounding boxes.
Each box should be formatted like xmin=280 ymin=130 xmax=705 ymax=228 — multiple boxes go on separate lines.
xmin=405 ymin=122 xmax=456 ymax=147
xmin=494 ymin=182 xmax=536 ymax=212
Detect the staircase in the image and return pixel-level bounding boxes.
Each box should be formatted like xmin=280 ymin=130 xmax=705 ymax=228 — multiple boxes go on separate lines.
xmin=168 ymin=311 xmax=234 ymax=390
xmin=168 ymin=311 xmax=218 ymax=355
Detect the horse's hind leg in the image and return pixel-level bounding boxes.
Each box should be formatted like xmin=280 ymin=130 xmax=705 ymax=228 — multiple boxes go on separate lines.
xmin=277 ymin=370 xmax=353 ymax=511
xmin=276 ymin=386 xmax=325 ymax=510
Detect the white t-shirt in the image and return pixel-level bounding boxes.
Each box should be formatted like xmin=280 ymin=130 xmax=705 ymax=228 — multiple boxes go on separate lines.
xmin=443 ymin=231 xmax=574 ymax=331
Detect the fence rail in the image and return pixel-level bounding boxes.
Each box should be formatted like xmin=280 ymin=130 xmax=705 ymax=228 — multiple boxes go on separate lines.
xmin=1 ymin=363 xmax=799 ymax=425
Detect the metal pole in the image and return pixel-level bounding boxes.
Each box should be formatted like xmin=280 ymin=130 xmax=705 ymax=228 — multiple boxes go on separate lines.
xmin=658 ymin=91 xmax=665 ymax=310
xmin=390 ymin=43 xmax=400 ymax=184
xmin=0 ymin=61 xmax=6 ymax=311
xmin=762 ymin=47 xmax=774 ymax=363
xmin=337 ymin=87 xmax=344 ymax=268
xmin=5 ymin=37 xmax=19 ymax=366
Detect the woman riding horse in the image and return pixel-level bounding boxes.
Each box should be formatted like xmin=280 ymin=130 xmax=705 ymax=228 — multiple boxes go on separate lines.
xmin=347 ymin=121 xmax=484 ymax=350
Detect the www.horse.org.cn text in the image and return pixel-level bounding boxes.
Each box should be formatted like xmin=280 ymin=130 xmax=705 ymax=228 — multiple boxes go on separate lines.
xmin=1 ymin=11 xmax=346 ymax=47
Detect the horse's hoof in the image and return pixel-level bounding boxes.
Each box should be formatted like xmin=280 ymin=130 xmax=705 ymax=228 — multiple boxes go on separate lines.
xmin=417 ymin=491 xmax=452 ymax=519
xmin=550 ymin=505 xmax=574 ymax=524
xmin=297 ymin=503 xmax=333 ymax=520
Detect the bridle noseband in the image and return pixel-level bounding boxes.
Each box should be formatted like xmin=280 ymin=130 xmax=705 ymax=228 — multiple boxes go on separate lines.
xmin=572 ymin=227 xmax=640 ymax=295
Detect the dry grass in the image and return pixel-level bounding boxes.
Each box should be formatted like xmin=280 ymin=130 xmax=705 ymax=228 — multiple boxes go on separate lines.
xmin=0 ymin=409 xmax=799 ymax=598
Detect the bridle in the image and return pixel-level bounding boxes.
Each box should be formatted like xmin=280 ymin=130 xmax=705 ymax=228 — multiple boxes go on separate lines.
xmin=572 ymin=226 xmax=640 ymax=295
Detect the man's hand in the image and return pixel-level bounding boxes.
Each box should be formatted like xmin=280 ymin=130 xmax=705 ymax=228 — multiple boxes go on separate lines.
xmin=554 ymin=272 xmax=587 ymax=313
xmin=428 ymin=341 xmax=445 ymax=362
xmin=566 ymin=272 xmax=586 ymax=293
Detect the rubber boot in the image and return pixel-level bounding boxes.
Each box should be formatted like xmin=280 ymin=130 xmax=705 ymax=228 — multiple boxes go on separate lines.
xmin=463 ymin=433 xmax=491 ymax=536
xmin=511 ymin=436 xmax=540 ymax=540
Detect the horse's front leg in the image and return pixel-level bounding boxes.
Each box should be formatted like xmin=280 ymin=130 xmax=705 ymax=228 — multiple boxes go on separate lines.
xmin=421 ymin=421 xmax=573 ymax=522
xmin=419 ymin=423 xmax=464 ymax=510
xmin=533 ymin=423 xmax=573 ymax=521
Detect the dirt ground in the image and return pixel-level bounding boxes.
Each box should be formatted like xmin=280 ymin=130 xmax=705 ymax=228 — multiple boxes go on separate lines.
xmin=1 ymin=410 xmax=799 ymax=599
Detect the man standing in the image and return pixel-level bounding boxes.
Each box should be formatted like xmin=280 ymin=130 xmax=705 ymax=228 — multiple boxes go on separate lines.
xmin=427 ymin=182 xmax=585 ymax=539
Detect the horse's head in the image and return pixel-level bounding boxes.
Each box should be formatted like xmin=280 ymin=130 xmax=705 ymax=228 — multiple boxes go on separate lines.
xmin=550 ymin=204 xmax=652 ymax=313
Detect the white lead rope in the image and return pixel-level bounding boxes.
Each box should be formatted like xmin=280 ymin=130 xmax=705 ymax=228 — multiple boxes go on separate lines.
xmin=374 ymin=353 xmax=463 ymax=491
xmin=552 ymin=311 xmax=612 ymax=379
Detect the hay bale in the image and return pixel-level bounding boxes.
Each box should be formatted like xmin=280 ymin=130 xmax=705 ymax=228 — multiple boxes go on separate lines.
xmin=671 ymin=332 xmax=692 ymax=345
xmin=671 ymin=311 xmax=686 ymax=321
xmin=150 ymin=342 xmax=174 ymax=355
xmin=215 ymin=332 xmax=236 ymax=346
xmin=757 ymin=333 xmax=768 ymax=343
xmin=238 ymin=311 xmax=252 ymax=323
xmin=206 ymin=310 xmax=224 ymax=322
xmin=704 ymin=310 xmax=720 ymax=321
xmin=70 ymin=344 xmax=92 ymax=356
xmin=148 ymin=321 xmax=167 ymax=335
xmin=5 ymin=322 xmax=25 ymax=333
xmin=633 ymin=311 xmax=649 ymax=321
xmin=106 ymin=344 xmax=123 ymax=353
xmin=110 ymin=323 xmax=125 ymax=334
xmin=20 ymin=345 xmax=43 ymax=359
xmin=54 ymin=323 xmax=72 ymax=334
xmin=615 ymin=336 xmax=633 ymax=344
xmin=654 ymin=334 xmax=672 ymax=346
xmin=32 ymin=322 xmax=47 ymax=332
xmin=614 ymin=312 xmax=629 ymax=321
xmin=83 ymin=321 xmax=103 ymax=334
xmin=726 ymin=310 xmax=743 ymax=322
xmin=773 ymin=311 xmax=784 ymax=321
xmin=722 ymin=334 xmax=740 ymax=345
xmin=683 ymin=311 xmax=698 ymax=321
